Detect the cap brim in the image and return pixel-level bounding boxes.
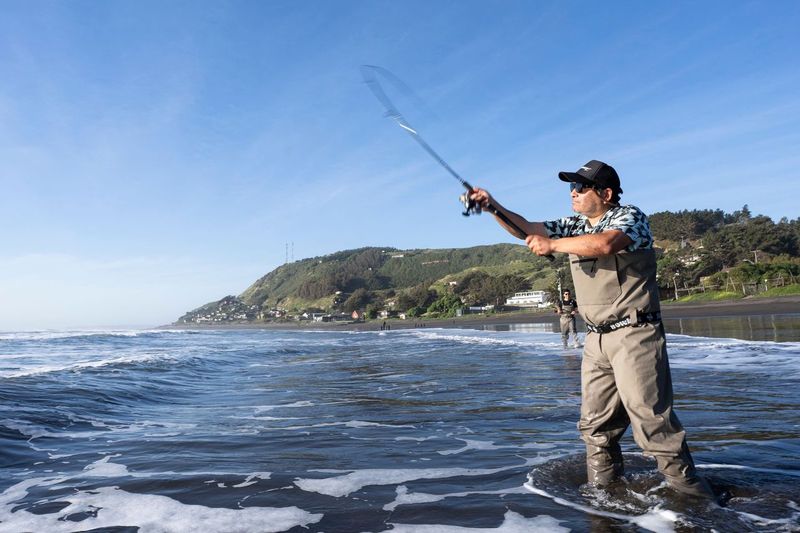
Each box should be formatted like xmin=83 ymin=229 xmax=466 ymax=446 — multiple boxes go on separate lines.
xmin=558 ymin=171 xmax=593 ymax=184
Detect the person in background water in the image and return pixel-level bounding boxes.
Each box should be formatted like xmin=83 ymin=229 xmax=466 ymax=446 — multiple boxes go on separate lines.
xmin=555 ymin=288 xmax=580 ymax=348
xmin=469 ymin=160 xmax=715 ymax=499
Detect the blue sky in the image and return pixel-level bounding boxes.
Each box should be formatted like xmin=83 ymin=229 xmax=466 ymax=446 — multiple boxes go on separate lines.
xmin=1 ymin=1 xmax=798 ymax=330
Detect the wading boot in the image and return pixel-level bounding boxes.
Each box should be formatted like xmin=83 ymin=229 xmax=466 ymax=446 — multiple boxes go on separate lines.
xmin=656 ymin=445 xmax=716 ymax=500
xmin=665 ymin=473 xmax=716 ymax=500
xmin=586 ymin=444 xmax=624 ymax=486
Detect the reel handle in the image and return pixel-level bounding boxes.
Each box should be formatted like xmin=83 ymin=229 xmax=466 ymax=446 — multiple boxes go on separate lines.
xmin=460 ymin=192 xmax=482 ymax=216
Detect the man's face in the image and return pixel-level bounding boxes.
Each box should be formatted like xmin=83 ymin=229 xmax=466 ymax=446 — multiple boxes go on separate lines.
xmin=563 ymin=292 xmax=570 ymax=299
xmin=570 ymin=185 xmax=611 ymax=217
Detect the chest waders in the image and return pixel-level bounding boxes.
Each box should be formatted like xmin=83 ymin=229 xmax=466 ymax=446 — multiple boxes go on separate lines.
xmin=570 ymin=249 xmax=714 ymax=498
xmin=558 ymin=299 xmax=579 ymax=348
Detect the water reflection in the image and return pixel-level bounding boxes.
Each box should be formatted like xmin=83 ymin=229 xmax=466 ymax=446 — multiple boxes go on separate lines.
xmin=663 ymin=314 xmax=800 ymax=342
xmin=481 ymin=315 xmax=800 ymax=342
xmin=490 ymin=323 xmax=554 ymax=334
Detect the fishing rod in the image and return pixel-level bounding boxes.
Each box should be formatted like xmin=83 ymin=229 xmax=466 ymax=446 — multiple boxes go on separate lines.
xmin=361 ymin=65 xmax=554 ymax=260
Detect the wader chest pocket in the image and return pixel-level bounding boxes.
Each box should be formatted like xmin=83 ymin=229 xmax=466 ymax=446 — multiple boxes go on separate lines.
xmin=570 ymin=255 xmax=622 ymax=305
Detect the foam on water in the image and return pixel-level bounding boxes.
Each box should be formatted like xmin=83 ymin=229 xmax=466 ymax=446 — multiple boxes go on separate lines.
xmin=408 ymin=329 xmax=545 ymax=348
xmin=667 ymin=334 xmax=800 ymax=376
xmin=385 ymin=509 xmax=569 ymax=532
xmin=523 ymin=481 xmax=679 ymax=533
xmin=253 ymin=400 xmax=315 ymax=413
xmin=89 ymin=456 xmax=273 ymax=482
xmin=0 ymin=351 xmax=182 ymax=379
xmin=0 ymin=478 xmax=321 ymax=533
xmin=231 ymin=473 xmax=272 ymax=488
xmin=275 ymin=419 xmax=418 ymax=432
xmin=0 ymin=329 xmax=191 ymax=341
xmin=383 ymin=483 xmax=531 ymax=511
xmin=0 ymin=330 xmax=212 ymax=380
xmin=0 ymin=456 xmax=308 ymax=533
xmin=437 ymin=438 xmax=555 ymax=456
xmin=700 ymin=463 xmax=800 ymax=478
xmin=294 ymin=457 xmax=551 ymax=498
xmin=3 ymin=417 xmax=197 ymax=444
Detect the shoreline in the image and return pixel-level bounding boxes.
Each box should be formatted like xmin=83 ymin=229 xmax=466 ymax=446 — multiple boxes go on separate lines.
xmin=165 ymin=295 xmax=800 ymax=332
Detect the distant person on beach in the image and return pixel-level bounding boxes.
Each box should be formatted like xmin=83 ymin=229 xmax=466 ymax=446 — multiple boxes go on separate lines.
xmin=469 ymin=160 xmax=714 ymax=498
xmin=555 ymin=289 xmax=580 ymax=348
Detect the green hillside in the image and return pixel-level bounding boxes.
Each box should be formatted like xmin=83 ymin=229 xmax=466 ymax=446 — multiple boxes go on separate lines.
xmin=176 ymin=205 xmax=800 ymax=325
xmin=177 ymin=244 xmax=563 ymax=324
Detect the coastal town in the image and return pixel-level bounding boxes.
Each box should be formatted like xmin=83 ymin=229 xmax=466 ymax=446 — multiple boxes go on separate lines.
xmin=178 ymin=289 xmax=554 ymax=325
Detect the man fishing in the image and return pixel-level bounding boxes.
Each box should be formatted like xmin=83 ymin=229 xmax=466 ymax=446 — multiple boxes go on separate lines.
xmin=555 ymin=288 xmax=580 ymax=349
xmin=469 ymin=160 xmax=714 ymax=499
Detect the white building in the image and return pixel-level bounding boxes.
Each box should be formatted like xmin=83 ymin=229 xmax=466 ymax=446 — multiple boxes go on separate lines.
xmin=505 ymin=290 xmax=549 ymax=308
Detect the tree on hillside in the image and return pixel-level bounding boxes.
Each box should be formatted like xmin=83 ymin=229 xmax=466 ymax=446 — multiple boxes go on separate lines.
xmin=453 ymin=271 xmax=492 ymax=305
xmin=297 ymin=273 xmax=338 ymax=300
xmin=427 ymin=294 xmax=463 ymax=317
xmin=703 ymin=215 xmax=799 ymax=267
xmin=454 ymin=272 xmax=528 ymax=306
xmin=397 ymin=284 xmax=437 ymax=312
xmin=342 ymin=288 xmax=371 ymax=313
xmin=726 ymin=204 xmax=752 ymax=224
xmin=649 ymin=209 xmax=726 ymax=241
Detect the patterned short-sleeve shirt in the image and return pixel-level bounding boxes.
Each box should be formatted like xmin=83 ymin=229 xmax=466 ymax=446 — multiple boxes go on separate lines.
xmin=543 ymin=205 xmax=654 ymax=252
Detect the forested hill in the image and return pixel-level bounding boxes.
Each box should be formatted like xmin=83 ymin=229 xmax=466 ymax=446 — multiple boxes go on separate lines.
xmin=176 ymin=206 xmax=799 ymax=324
xmin=177 ymin=244 xmax=560 ymax=324
xmin=648 ymin=205 xmax=799 ymax=286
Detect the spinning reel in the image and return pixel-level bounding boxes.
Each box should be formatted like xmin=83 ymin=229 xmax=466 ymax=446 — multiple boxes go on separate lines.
xmin=459 ymin=190 xmax=482 ymax=217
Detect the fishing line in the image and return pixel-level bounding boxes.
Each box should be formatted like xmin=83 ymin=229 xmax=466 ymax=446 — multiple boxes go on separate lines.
xmin=361 ymin=65 xmax=554 ymax=260
xmin=360 ymin=65 xmax=473 ymax=194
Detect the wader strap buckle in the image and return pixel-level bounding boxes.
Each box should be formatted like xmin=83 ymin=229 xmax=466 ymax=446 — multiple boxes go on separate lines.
xmin=586 ymin=310 xmax=662 ymax=334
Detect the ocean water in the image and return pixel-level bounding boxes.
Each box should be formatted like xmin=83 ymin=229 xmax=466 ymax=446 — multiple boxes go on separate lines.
xmin=1 ymin=324 xmax=799 ymax=532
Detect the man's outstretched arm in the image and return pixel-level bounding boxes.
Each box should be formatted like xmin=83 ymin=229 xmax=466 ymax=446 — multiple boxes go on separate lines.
xmin=468 ymin=187 xmax=547 ymax=239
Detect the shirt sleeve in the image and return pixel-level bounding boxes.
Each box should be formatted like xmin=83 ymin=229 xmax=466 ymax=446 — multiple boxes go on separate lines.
xmin=543 ymin=216 xmax=582 ymax=238
xmin=602 ymin=206 xmax=654 ymax=250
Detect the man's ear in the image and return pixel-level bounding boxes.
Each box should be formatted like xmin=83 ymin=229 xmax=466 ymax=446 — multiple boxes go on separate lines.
xmin=602 ymin=188 xmax=614 ymax=203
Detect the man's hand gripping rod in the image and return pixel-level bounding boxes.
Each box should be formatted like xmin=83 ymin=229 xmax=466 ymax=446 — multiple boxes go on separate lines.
xmin=361 ymin=65 xmax=553 ymax=260
xmin=458 ymin=182 xmax=523 ymax=238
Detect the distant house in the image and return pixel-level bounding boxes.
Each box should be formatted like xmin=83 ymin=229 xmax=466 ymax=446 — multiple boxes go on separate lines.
xmin=351 ymin=310 xmax=364 ymax=321
xmin=267 ymin=308 xmax=286 ymax=318
xmin=465 ymin=304 xmax=495 ymax=313
xmin=505 ymin=290 xmax=549 ymax=308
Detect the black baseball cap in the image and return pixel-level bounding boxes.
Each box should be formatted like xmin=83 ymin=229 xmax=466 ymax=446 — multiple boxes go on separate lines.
xmin=558 ymin=160 xmax=623 ymax=194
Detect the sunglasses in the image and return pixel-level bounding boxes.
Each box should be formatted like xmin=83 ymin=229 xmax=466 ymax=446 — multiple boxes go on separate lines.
xmin=569 ymin=182 xmax=597 ymax=194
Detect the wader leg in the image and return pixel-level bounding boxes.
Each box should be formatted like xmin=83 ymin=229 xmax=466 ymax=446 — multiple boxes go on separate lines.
xmin=606 ymin=324 xmax=714 ymax=499
xmin=570 ymin=317 xmax=580 ymax=347
xmin=560 ymin=316 xmax=569 ymax=348
xmin=655 ymin=442 xmax=715 ymax=498
xmin=579 ymin=332 xmax=629 ymax=485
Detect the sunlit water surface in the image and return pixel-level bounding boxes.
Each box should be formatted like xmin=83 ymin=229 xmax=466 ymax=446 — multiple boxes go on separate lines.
xmin=1 ymin=321 xmax=798 ymax=532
